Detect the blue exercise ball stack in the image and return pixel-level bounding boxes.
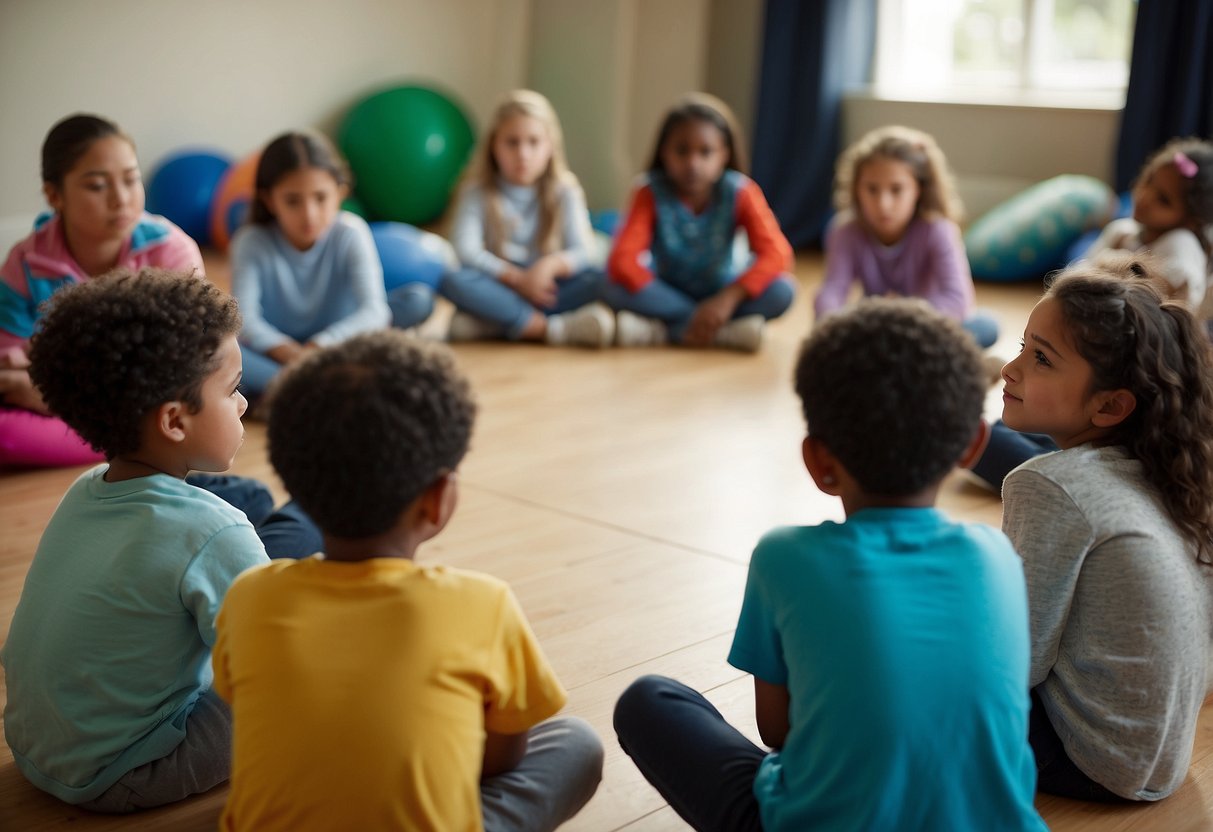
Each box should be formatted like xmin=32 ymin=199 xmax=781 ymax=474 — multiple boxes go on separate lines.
xmin=146 ymin=149 xmax=233 ymax=246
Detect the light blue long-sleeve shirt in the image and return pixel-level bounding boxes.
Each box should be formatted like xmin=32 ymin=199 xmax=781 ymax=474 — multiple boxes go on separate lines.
xmin=450 ymin=177 xmax=595 ymax=276
xmin=231 ymin=211 xmax=390 ymax=353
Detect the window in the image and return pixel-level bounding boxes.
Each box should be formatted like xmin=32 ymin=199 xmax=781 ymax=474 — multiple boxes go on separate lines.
xmin=875 ymin=0 xmax=1136 ymax=101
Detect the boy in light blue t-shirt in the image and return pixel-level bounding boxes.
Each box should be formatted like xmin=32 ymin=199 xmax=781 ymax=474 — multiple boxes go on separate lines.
xmin=614 ymin=299 xmax=1046 ymax=831
xmin=1 ymin=268 xmax=318 ymax=814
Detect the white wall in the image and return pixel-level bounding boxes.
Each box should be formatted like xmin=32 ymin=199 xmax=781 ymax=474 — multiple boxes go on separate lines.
xmin=0 ymin=0 xmax=530 ymax=250
xmin=528 ymin=0 xmax=717 ymax=213
xmin=0 ymin=0 xmax=1126 ymax=252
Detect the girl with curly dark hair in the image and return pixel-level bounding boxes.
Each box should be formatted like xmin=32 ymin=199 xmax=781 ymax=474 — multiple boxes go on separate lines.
xmin=1000 ymin=253 xmax=1213 ymax=803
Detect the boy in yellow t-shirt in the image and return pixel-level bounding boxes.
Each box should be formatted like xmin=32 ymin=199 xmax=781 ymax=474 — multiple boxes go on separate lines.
xmin=212 ymin=331 xmax=603 ymax=831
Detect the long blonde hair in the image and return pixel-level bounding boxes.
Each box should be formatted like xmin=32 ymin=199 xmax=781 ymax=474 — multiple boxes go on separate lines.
xmin=833 ymin=125 xmax=963 ymax=224
xmin=470 ymin=89 xmax=581 ymax=258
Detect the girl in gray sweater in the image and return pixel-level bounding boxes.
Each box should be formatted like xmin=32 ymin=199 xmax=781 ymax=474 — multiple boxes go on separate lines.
xmin=999 ymin=253 xmax=1213 ymax=802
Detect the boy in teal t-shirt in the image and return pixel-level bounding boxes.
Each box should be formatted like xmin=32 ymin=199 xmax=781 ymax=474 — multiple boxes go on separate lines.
xmin=2 ymin=268 xmax=317 ymax=813
xmin=614 ymin=299 xmax=1046 ymax=831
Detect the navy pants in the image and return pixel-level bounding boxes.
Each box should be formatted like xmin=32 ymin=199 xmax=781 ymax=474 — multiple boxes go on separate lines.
xmin=603 ymin=275 xmax=796 ymax=344
xmin=1029 ymin=688 xmax=1127 ymax=802
xmin=970 ymin=419 xmax=1059 ymax=490
xmin=614 ymin=675 xmax=765 ymax=832
xmin=186 ymin=473 xmax=322 ymax=559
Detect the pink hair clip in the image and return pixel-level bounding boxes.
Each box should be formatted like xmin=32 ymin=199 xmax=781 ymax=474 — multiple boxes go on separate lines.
xmin=1174 ymin=151 xmax=1198 ymax=178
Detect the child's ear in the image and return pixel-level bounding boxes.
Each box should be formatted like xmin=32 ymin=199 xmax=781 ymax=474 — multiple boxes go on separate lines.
xmin=1091 ymin=388 xmax=1137 ymax=428
xmin=153 ymin=400 xmax=188 ymax=444
xmin=42 ymin=182 xmax=63 ymax=213
xmin=802 ymin=436 xmax=842 ymax=496
xmin=957 ymin=419 xmax=991 ymax=470
xmin=418 ymin=471 xmax=459 ymax=535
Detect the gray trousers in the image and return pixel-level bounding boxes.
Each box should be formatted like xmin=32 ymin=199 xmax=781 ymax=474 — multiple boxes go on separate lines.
xmin=81 ymin=695 xmax=603 ymax=831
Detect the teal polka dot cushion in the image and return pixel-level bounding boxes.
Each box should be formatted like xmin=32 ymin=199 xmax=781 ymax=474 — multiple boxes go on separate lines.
xmin=965 ymin=175 xmax=1117 ymax=281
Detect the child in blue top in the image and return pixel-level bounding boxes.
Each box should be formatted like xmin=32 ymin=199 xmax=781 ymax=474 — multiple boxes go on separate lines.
xmin=231 ymin=131 xmax=397 ymax=397
xmin=614 ymin=300 xmax=1045 ymax=831
xmin=1 ymin=268 xmax=318 ymax=813
xmin=442 ymin=89 xmax=614 ymax=348
xmin=606 ymin=93 xmax=795 ymax=352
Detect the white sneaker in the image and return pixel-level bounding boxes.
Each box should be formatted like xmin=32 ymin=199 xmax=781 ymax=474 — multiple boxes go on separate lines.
xmin=614 ymin=310 xmax=669 ymax=347
xmin=545 ymin=303 xmax=615 ymax=348
xmin=447 ymin=311 xmax=503 ymax=342
xmin=713 ymin=315 xmax=765 ymax=352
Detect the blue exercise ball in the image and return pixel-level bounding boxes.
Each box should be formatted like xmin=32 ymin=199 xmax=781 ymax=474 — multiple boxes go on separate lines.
xmin=146 ymin=150 xmax=233 ymax=245
xmin=370 ymin=222 xmax=453 ymax=291
xmin=589 ymin=209 xmax=620 ymax=236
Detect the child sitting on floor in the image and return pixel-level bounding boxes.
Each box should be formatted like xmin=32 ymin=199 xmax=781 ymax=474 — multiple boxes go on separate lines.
xmin=213 ymin=330 xmax=603 ymax=831
xmin=0 ymin=113 xmax=204 ymax=468
xmin=1000 ymin=255 xmax=1213 ymax=801
xmin=2 ymin=268 xmax=315 ymax=812
xmin=605 ymin=93 xmax=795 ymax=352
xmin=815 ymin=125 xmax=999 ymax=348
xmin=442 ymin=89 xmax=614 ymax=347
xmin=614 ymin=299 xmax=1045 ymax=831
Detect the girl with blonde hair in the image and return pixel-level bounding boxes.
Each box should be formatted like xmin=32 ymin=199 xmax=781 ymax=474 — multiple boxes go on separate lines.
xmin=441 ymin=89 xmax=613 ymax=347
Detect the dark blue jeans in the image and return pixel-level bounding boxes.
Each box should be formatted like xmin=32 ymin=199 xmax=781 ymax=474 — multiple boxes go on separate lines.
xmin=603 ymin=275 xmax=796 ymax=344
xmin=1029 ymin=688 xmax=1127 ymax=803
xmin=970 ymin=419 xmax=1059 ymax=490
xmin=185 ymin=473 xmax=322 ymax=559
xmin=439 ymin=266 xmax=606 ymax=339
xmin=614 ymin=675 xmax=765 ymax=832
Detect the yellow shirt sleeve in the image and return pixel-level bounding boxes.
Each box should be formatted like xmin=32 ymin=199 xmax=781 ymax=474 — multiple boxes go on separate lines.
xmin=482 ymin=586 xmax=567 ymax=735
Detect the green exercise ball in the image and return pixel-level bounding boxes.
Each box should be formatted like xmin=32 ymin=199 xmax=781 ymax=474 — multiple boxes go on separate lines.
xmin=339 ymin=85 xmax=476 ymax=225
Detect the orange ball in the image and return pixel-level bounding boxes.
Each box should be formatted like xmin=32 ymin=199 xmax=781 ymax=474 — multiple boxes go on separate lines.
xmin=209 ymin=151 xmax=261 ymax=252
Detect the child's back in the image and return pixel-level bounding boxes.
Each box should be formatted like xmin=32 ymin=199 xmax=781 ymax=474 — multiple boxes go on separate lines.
xmin=214 ymin=331 xmax=601 ymax=831
xmin=1 ymin=269 xmax=270 ymax=811
xmin=614 ymin=299 xmax=1043 ymax=831
xmin=736 ymin=514 xmax=1036 ymax=828
xmin=4 ymin=469 xmax=264 ymax=803
xmin=1004 ymin=444 xmax=1211 ymax=799
xmin=216 ymin=557 xmax=562 ymax=829
xmin=997 ymin=261 xmax=1213 ymax=800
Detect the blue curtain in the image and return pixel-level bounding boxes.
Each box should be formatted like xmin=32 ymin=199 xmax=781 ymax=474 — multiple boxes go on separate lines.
xmin=1114 ymin=1 xmax=1213 ymax=191
xmin=751 ymin=0 xmax=878 ymax=248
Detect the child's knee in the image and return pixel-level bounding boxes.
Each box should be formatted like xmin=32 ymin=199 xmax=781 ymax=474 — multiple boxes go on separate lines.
xmin=613 ymin=674 xmax=680 ymax=737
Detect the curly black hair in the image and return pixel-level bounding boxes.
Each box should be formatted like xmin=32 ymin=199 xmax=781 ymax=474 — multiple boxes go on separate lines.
xmin=268 ymin=331 xmax=476 ymax=539
xmin=795 ymin=299 xmax=986 ymax=496
xmin=28 ymin=268 xmax=240 ymax=458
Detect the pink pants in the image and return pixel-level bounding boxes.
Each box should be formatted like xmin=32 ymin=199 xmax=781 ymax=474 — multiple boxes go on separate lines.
xmin=0 ymin=407 xmax=103 ymax=468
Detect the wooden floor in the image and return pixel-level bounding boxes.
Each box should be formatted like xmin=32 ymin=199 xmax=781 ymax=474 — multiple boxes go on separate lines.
xmin=2 ymin=252 xmax=1211 ymax=830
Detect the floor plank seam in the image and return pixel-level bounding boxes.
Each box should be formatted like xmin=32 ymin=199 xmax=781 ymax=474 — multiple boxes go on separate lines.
xmin=462 ymin=481 xmax=752 ymax=567
xmin=565 ymin=629 xmax=743 ymax=692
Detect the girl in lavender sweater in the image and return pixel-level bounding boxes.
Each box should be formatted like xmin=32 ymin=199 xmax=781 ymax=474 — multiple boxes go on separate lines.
xmin=815 ymin=125 xmax=998 ymax=347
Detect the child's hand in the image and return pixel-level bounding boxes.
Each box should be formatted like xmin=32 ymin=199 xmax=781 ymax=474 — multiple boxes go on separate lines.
xmin=685 ymin=286 xmax=745 ymax=346
xmin=0 ymin=346 xmax=31 ymax=370
xmin=514 ymin=259 xmax=563 ymax=309
xmin=0 ymin=368 xmax=50 ymax=414
xmin=267 ymin=340 xmax=311 ymax=366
